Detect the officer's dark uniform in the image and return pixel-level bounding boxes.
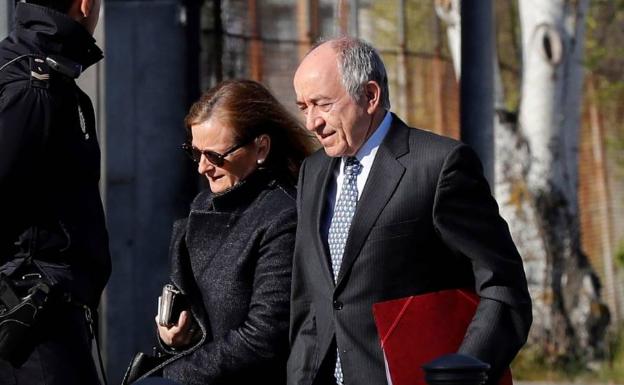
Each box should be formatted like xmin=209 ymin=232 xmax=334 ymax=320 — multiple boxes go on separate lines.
xmin=0 ymin=3 xmax=111 ymax=384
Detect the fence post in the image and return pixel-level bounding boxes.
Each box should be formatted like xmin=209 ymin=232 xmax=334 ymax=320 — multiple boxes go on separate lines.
xmin=422 ymin=353 xmax=489 ymax=385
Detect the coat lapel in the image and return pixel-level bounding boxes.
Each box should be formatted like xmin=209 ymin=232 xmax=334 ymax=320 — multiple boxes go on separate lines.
xmin=186 ymin=208 xmax=235 ymax=280
xmin=310 ymin=155 xmax=340 ymax=287
xmin=336 ymin=115 xmax=410 ymax=288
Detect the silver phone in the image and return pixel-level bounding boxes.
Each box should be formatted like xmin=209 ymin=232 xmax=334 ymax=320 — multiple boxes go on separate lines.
xmin=157 ymin=284 xmax=183 ymax=327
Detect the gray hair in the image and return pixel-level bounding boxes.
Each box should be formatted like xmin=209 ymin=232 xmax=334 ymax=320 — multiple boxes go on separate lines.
xmin=328 ymin=37 xmax=391 ymax=110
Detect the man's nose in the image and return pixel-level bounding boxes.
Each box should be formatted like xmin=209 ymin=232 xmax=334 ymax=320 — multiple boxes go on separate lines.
xmin=305 ymin=107 xmax=323 ymax=131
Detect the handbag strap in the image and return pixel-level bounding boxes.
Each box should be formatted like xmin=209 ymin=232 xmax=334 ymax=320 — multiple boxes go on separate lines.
xmin=25 ymin=227 xmax=38 ymax=266
xmin=10 ymin=225 xmax=59 ymax=287
xmin=82 ymin=305 xmax=109 ymax=385
xmin=7 ymin=227 xmax=56 ymax=286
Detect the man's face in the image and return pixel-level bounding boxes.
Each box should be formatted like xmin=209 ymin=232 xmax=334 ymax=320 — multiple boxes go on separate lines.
xmin=82 ymin=0 xmax=101 ymax=35
xmin=294 ymin=43 xmax=373 ymax=158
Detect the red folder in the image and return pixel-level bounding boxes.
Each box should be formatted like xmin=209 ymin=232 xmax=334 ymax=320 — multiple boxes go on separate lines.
xmin=372 ymin=289 xmax=512 ymax=385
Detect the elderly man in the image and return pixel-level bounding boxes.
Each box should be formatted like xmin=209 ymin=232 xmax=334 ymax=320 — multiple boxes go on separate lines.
xmin=0 ymin=0 xmax=109 ymax=384
xmin=288 ymin=37 xmax=532 ymax=385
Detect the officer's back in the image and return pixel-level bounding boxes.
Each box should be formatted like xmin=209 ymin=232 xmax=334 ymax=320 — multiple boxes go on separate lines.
xmin=0 ymin=1 xmax=110 ymax=384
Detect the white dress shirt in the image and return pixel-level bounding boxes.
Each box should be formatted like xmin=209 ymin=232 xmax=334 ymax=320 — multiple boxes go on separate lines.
xmin=322 ymin=111 xmax=393 ymax=238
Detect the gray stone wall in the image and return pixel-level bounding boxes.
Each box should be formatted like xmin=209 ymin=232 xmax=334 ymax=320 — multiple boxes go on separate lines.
xmin=103 ymin=0 xmax=197 ymax=381
xmin=0 ymin=0 xmax=13 ymax=39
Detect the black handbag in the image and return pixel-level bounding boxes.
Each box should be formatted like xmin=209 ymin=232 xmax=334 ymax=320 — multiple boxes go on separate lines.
xmin=0 ymin=263 xmax=54 ymax=366
xmin=122 ymin=348 xmax=171 ymax=385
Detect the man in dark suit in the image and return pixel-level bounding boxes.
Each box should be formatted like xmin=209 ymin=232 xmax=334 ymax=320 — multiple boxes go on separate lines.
xmin=287 ymin=37 xmax=532 ymax=385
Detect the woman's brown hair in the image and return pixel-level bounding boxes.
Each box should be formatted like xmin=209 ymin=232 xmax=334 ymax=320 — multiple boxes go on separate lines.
xmin=185 ymin=79 xmax=317 ymax=183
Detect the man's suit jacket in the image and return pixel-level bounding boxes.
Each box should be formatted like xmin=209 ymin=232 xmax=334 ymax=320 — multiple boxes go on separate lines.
xmin=287 ymin=115 xmax=532 ymax=385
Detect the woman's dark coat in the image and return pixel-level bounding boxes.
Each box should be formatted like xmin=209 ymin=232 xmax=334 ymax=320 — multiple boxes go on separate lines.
xmin=154 ymin=171 xmax=296 ymax=385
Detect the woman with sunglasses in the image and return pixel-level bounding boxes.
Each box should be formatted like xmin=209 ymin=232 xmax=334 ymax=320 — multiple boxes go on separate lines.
xmin=136 ymin=79 xmax=315 ymax=385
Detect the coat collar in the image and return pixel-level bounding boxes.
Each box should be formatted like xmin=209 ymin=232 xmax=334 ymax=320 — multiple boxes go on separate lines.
xmin=311 ymin=155 xmax=340 ymax=287
xmin=14 ymin=3 xmax=103 ymax=70
xmin=192 ymin=169 xmax=276 ymax=213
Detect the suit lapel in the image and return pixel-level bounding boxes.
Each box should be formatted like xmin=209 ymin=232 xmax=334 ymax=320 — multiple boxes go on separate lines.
xmin=336 ymin=115 xmax=410 ymax=288
xmin=310 ymin=155 xmax=340 ymax=287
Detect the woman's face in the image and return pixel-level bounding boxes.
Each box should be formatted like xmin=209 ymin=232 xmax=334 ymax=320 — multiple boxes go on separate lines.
xmin=190 ymin=117 xmax=266 ymax=193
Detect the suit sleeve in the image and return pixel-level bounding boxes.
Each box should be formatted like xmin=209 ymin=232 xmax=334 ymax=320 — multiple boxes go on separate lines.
xmin=169 ymin=207 xmax=296 ymax=385
xmin=286 ymin=158 xmax=320 ymax=385
xmin=432 ymin=144 xmax=532 ymax=385
xmin=290 ymin=157 xmax=313 ymax=345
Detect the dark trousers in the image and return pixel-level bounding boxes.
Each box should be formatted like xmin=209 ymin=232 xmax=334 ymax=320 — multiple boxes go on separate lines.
xmin=312 ymin=341 xmax=341 ymax=385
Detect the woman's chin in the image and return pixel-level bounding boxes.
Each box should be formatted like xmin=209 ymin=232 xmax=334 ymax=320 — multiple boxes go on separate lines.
xmin=209 ymin=178 xmax=237 ymax=194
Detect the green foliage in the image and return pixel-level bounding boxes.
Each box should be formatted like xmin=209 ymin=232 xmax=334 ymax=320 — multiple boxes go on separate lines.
xmin=369 ymin=1 xmax=398 ymax=49
xmin=586 ymin=0 xmax=624 ymax=174
xmin=585 ymin=0 xmax=624 ymax=74
xmin=595 ymin=323 xmax=624 ymax=382
xmin=494 ymin=0 xmax=521 ymax=112
xmin=512 ymin=324 xmax=624 ymax=382
xmin=512 ymin=345 xmax=586 ymax=382
xmin=615 ymin=241 xmax=624 ymax=268
xmin=598 ymin=78 xmax=624 ymax=174
xmin=369 ymin=0 xmax=446 ymax=54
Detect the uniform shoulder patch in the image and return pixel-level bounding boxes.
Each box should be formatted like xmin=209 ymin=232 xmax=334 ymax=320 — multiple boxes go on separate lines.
xmin=30 ymin=56 xmax=50 ymax=88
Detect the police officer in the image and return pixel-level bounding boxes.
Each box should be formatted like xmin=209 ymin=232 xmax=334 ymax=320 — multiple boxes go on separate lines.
xmin=0 ymin=0 xmax=110 ymax=384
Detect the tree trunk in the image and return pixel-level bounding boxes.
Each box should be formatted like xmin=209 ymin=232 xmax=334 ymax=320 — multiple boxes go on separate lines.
xmin=248 ymin=0 xmax=263 ymax=81
xmin=434 ymin=0 xmax=461 ymax=80
xmin=297 ymin=0 xmax=319 ymax=60
xmin=437 ymin=0 xmax=610 ymax=365
xmin=396 ymin=0 xmax=408 ymax=119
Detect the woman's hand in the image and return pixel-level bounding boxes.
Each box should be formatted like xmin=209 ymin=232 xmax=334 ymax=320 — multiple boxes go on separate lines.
xmin=156 ymin=310 xmax=197 ymax=349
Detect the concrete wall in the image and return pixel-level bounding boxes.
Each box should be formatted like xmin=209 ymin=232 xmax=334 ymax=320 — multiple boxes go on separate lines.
xmin=103 ymin=0 xmax=197 ymax=381
xmin=0 ymin=0 xmax=13 ymax=39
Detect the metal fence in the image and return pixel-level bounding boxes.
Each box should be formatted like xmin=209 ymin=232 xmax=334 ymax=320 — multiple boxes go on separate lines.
xmin=197 ymin=0 xmax=460 ymax=137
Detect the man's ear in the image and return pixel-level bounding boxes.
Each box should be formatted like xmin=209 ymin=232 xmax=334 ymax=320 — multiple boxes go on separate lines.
xmin=364 ymin=81 xmax=381 ymax=114
xmin=79 ymin=0 xmax=93 ymax=18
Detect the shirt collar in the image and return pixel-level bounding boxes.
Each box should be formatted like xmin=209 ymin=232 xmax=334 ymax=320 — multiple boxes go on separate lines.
xmin=15 ymin=3 xmax=103 ymax=70
xmin=191 ymin=169 xmax=276 ymax=213
xmin=353 ymin=110 xmax=392 ymax=163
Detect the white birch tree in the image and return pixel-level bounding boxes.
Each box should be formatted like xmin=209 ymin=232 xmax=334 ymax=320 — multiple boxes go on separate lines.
xmin=436 ymin=0 xmax=610 ymax=365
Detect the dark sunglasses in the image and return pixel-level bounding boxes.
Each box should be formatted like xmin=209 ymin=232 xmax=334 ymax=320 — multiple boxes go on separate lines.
xmin=181 ymin=136 xmax=256 ymax=167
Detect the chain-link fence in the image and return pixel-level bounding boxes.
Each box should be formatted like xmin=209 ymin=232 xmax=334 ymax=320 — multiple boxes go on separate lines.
xmin=197 ymin=0 xmax=459 ymax=137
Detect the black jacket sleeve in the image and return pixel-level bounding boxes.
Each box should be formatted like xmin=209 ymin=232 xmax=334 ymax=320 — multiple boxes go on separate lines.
xmin=432 ymin=144 xmax=532 ymax=385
